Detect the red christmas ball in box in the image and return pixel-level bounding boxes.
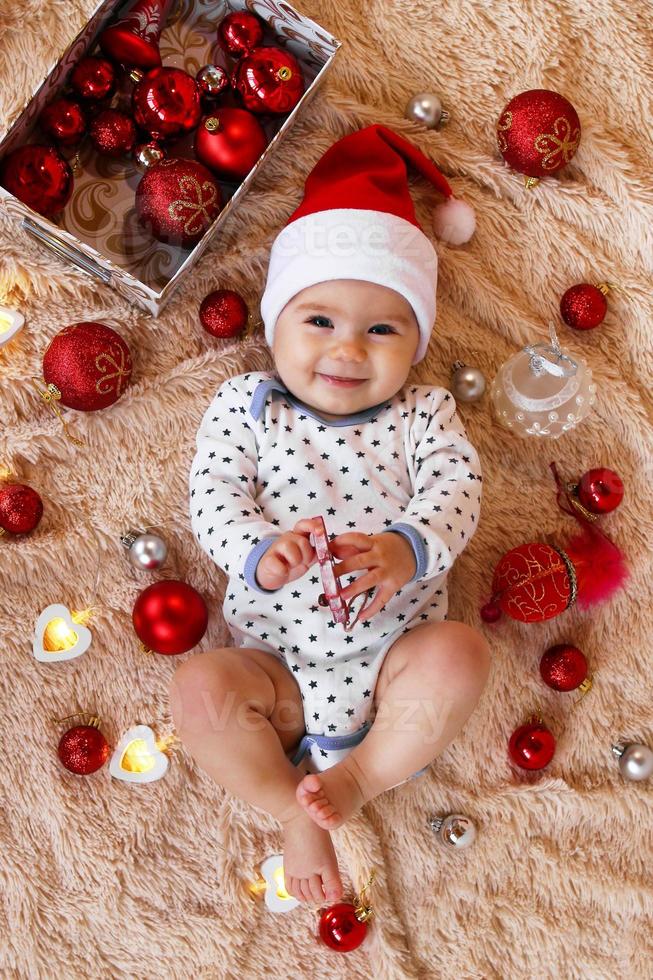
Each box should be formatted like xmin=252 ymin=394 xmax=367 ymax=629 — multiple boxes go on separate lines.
xmin=233 ymin=46 xmax=305 ymax=114
xmin=0 ymin=145 xmax=73 ymax=217
xmin=217 ymin=10 xmax=264 ymax=58
xmin=39 ymin=97 xmax=86 ymax=146
xmin=194 ymin=108 xmax=267 ymax=180
xmin=136 ymin=158 xmax=221 ymax=246
xmin=89 ymin=109 xmax=137 ymax=157
xmin=132 ymin=579 xmax=209 ymax=655
xmin=42 ymin=321 xmax=132 ymax=411
xmin=0 ymin=483 xmax=43 ymax=535
xmin=70 ymin=56 xmax=116 ymax=101
xmin=132 ymin=66 xmax=202 ymax=141
xmin=496 ymin=89 xmax=581 ymax=179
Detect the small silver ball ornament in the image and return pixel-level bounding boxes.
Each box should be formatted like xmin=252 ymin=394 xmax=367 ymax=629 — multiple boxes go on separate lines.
xmin=133 ymin=141 xmax=166 ymax=171
xmin=451 ymin=360 xmax=486 ymax=402
xmin=405 ymin=92 xmax=450 ymax=130
xmin=121 ymin=529 xmax=168 ymax=571
xmin=197 ymin=64 xmax=229 ymax=98
xmin=429 ymin=813 xmax=477 ymax=849
xmin=612 ymin=742 xmax=653 ymax=781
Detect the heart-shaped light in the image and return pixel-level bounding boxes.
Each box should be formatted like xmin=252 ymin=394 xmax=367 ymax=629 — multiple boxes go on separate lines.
xmin=109 ymin=724 xmax=169 ymax=783
xmin=0 ymin=306 xmax=24 ymax=348
xmin=257 ymin=854 xmax=299 ymax=913
xmin=33 ymin=603 xmax=92 ymax=663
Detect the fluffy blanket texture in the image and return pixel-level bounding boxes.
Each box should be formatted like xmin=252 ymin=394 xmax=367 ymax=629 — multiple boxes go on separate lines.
xmin=1 ymin=0 xmax=651 ymax=977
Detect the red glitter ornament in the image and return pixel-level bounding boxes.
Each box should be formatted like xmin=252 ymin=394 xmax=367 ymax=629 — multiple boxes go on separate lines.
xmin=508 ymin=717 xmax=556 ymax=770
xmin=233 ymin=46 xmax=305 ymax=114
xmin=42 ymin=321 xmax=132 ymax=411
xmin=0 ymin=144 xmax=73 ymax=217
xmin=217 ymin=10 xmax=264 ymax=58
xmin=99 ymin=0 xmax=172 ymax=70
xmin=319 ymin=903 xmax=369 ymax=952
xmin=70 ymin=56 xmax=116 ymax=101
xmin=194 ymin=108 xmax=267 ymax=180
xmin=132 ymin=66 xmax=202 ymax=141
xmin=132 ymin=579 xmax=209 ymax=655
xmin=497 ymin=89 xmax=581 ymax=183
xmin=560 ymin=282 xmax=609 ymax=330
xmin=540 ymin=643 xmax=590 ymax=692
xmin=577 ymin=467 xmax=624 ymax=515
xmin=136 ymin=157 xmax=221 ymax=246
xmin=199 ymin=288 xmax=249 ymax=338
xmin=58 ymin=723 xmax=110 ymax=775
xmin=0 ymin=483 xmax=43 ymax=535
xmin=89 ymin=108 xmax=137 ymax=157
xmin=39 ymin=97 xmax=86 ymax=146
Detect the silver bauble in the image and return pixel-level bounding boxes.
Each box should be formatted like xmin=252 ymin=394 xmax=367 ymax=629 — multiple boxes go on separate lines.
xmin=405 ymin=92 xmax=450 ymax=130
xmin=451 ymin=361 xmax=486 ymax=402
xmin=133 ymin=140 xmax=165 ymax=171
xmin=121 ymin=529 xmax=168 ymax=571
xmin=612 ymin=742 xmax=653 ymax=781
xmin=197 ymin=64 xmax=229 ymax=98
xmin=429 ymin=813 xmax=477 ymax=849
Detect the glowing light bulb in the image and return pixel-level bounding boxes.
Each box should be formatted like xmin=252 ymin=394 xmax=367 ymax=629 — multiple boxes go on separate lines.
xmin=0 ymin=307 xmax=24 ymax=347
xmin=273 ymin=866 xmax=290 ymax=900
xmin=120 ymin=739 xmax=156 ymax=773
xmin=43 ymin=617 xmax=79 ymax=652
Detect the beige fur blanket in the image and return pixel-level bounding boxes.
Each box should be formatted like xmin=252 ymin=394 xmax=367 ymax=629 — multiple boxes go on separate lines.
xmin=1 ymin=0 xmax=651 ymax=976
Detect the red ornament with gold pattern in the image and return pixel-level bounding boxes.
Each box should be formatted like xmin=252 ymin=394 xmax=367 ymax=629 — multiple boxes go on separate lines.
xmin=480 ymin=462 xmax=628 ymax=624
xmin=232 ymin=46 xmax=305 ymax=114
xmin=560 ymin=282 xmax=611 ymax=330
xmin=496 ymin=89 xmax=581 ymax=188
xmin=194 ymin=107 xmax=268 ymax=180
xmin=99 ymin=0 xmax=174 ymax=70
xmin=131 ymin=66 xmax=202 ymax=140
xmin=217 ymin=10 xmax=264 ymax=59
xmin=0 ymin=144 xmax=73 ymax=217
xmin=41 ymin=321 xmax=132 ymax=411
xmin=135 ymin=157 xmax=221 ymax=246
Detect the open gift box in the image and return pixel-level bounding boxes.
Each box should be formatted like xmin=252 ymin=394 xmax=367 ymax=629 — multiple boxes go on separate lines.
xmin=0 ymin=0 xmax=341 ymax=316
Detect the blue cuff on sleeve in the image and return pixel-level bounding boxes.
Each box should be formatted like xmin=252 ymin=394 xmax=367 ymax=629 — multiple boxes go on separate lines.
xmin=383 ymin=523 xmax=427 ymax=582
xmin=244 ymin=536 xmax=282 ymax=593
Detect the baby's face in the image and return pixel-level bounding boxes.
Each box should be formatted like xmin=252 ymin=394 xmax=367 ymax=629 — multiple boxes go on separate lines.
xmin=272 ymin=279 xmax=420 ymax=420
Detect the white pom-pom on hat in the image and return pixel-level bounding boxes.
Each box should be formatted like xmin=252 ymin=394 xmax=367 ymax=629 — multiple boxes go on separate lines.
xmin=432 ymin=196 xmax=476 ymax=244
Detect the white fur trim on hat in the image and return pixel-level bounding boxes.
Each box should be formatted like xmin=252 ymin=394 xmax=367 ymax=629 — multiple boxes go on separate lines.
xmin=260 ymin=209 xmax=438 ymax=364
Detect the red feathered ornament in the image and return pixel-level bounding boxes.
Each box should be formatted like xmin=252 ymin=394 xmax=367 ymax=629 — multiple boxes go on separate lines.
xmin=480 ymin=462 xmax=628 ymax=624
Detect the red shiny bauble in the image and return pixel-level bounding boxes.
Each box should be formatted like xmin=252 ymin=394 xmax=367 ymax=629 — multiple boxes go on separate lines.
xmin=39 ymin=97 xmax=86 ymax=146
xmin=233 ymin=46 xmax=305 ymax=114
xmin=0 ymin=144 xmax=73 ymax=217
xmin=496 ymin=89 xmax=581 ymax=179
xmin=0 ymin=483 xmax=43 ymax=535
xmin=99 ymin=0 xmax=169 ymax=70
xmin=132 ymin=66 xmax=202 ymax=140
xmin=199 ymin=289 xmax=249 ymax=338
xmin=194 ymin=108 xmax=267 ymax=180
xmin=136 ymin=157 xmax=221 ymax=246
xmin=70 ymin=56 xmax=116 ymax=101
xmin=217 ymin=10 xmax=264 ymax=58
xmin=89 ymin=108 xmax=137 ymax=157
xmin=540 ymin=643 xmax=589 ymax=692
xmin=58 ymin=724 xmax=110 ymax=775
xmin=319 ymin=903 xmax=368 ymax=952
xmin=560 ymin=283 xmax=609 ymax=330
xmin=42 ymin=321 xmax=132 ymax=411
xmin=132 ymin=579 xmax=209 ymax=655
xmin=508 ymin=717 xmax=556 ymax=770
xmin=577 ymin=467 xmax=624 ymax=515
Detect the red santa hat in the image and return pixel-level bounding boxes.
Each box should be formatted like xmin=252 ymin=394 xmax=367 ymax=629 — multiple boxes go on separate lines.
xmin=260 ymin=124 xmax=475 ymax=364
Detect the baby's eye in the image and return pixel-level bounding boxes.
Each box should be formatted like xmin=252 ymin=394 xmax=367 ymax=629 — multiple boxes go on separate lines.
xmin=306 ymin=315 xmax=332 ymax=327
xmin=369 ymin=324 xmax=395 ymax=335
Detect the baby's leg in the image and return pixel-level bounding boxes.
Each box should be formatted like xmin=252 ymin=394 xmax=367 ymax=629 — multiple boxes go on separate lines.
xmin=296 ymin=620 xmax=490 ymax=830
xmin=169 ymin=647 xmax=344 ymax=904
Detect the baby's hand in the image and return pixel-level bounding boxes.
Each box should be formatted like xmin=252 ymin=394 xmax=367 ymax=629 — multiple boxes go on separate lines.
xmin=255 ymin=519 xmax=318 ymax=591
xmin=330 ymin=531 xmax=417 ymax=621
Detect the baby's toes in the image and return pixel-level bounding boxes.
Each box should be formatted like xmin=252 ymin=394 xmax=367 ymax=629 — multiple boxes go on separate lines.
xmin=306 ymin=873 xmax=325 ymax=904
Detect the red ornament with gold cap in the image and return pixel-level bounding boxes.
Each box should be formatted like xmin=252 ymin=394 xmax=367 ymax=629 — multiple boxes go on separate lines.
xmin=40 ymin=321 xmax=132 ymax=412
xmin=232 ymin=45 xmax=305 ymax=114
xmin=135 ymin=157 xmax=221 ymax=246
xmin=496 ymin=89 xmax=581 ymax=188
xmin=480 ymin=462 xmax=629 ymax=624
xmin=131 ymin=66 xmax=202 ymax=141
xmin=194 ymin=107 xmax=268 ymax=180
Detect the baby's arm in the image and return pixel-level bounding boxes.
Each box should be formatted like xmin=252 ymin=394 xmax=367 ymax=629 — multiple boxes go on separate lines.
xmin=382 ymin=387 xmax=482 ymax=583
xmin=189 ymin=377 xmax=286 ymax=593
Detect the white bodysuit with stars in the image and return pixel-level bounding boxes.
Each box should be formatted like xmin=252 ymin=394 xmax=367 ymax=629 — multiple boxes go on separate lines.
xmin=189 ymin=371 xmax=482 ymax=775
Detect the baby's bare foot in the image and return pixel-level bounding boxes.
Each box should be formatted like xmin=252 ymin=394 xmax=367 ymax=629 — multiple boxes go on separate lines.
xmin=282 ymin=807 xmax=343 ymax=905
xmin=296 ymin=757 xmax=369 ymax=831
